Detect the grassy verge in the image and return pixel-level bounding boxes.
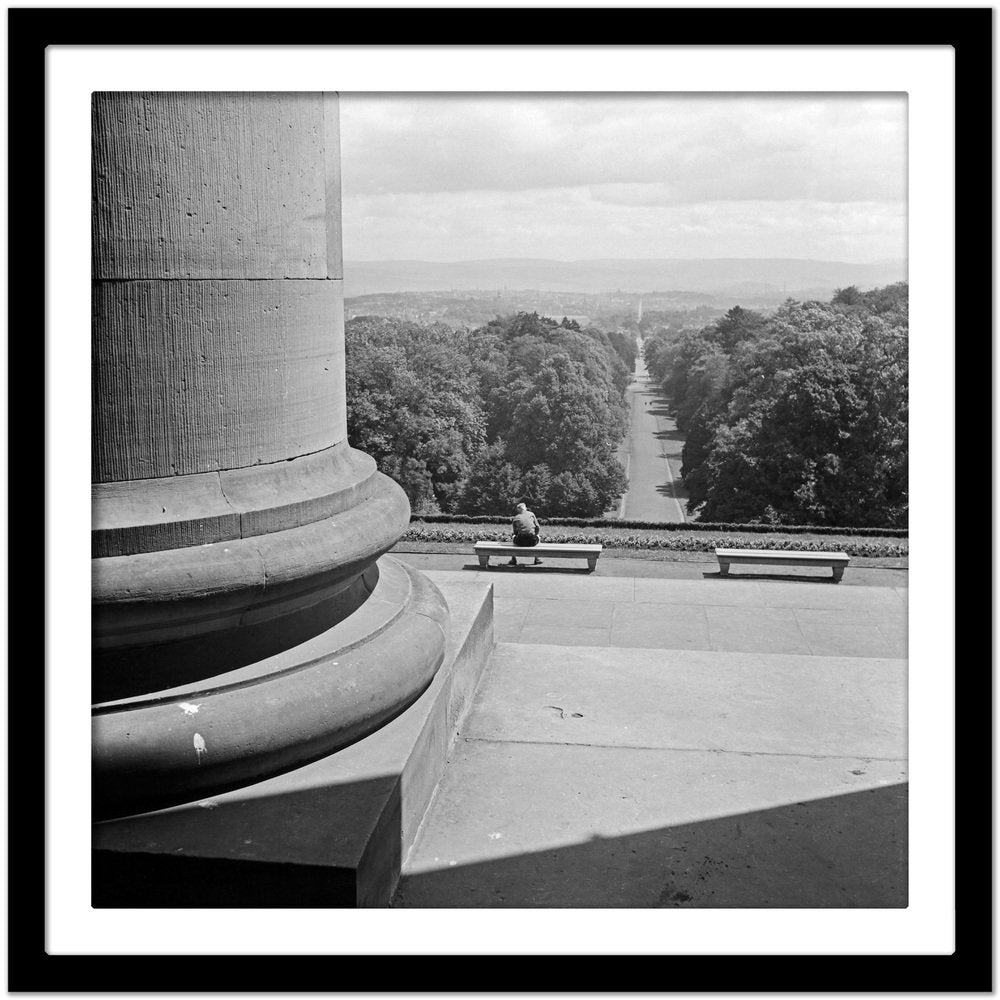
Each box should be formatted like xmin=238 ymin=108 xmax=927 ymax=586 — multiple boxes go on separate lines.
xmin=402 ymin=521 xmax=907 ymax=560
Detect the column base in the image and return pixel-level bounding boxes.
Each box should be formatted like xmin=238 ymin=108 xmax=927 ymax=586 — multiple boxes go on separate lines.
xmin=93 ymin=556 xmax=450 ymax=819
xmin=92 ymin=572 xmax=494 ymax=906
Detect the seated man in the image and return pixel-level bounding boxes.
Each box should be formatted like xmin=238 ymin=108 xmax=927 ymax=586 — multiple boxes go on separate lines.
xmin=508 ymin=502 xmax=543 ymax=566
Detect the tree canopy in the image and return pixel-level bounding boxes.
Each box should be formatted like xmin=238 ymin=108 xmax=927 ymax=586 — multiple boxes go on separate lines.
xmin=643 ymin=286 xmax=908 ymax=528
xmin=345 ymin=311 xmax=630 ymax=518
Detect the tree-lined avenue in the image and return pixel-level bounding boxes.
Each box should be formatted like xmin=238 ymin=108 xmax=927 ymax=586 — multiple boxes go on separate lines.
xmin=618 ymin=341 xmax=687 ymax=523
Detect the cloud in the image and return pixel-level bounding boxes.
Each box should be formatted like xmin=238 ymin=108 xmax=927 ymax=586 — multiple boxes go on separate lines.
xmin=342 ymin=186 xmax=906 ymax=263
xmin=338 ymin=94 xmax=907 ymax=263
xmin=340 ymin=93 xmax=906 ymax=204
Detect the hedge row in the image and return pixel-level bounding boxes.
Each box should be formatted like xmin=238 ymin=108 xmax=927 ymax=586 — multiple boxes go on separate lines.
xmin=409 ymin=513 xmax=908 ymax=538
xmin=403 ymin=524 xmax=907 ymax=558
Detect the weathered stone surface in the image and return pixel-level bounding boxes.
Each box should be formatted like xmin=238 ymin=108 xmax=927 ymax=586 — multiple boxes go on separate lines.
xmin=92 ymin=92 xmax=339 ymax=280
xmin=758 ymin=580 xmax=905 ymax=612
xmin=220 ymin=444 xmax=376 ymax=538
xmin=92 ymin=471 xmax=242 ymax=555
xmin=92 ymin=576 xmax=493 ymax=906
xmin=395 ymin=741 xmax=907 ymax=908
xmin=395 ymin=614 xmax=907 ymax=909
xmin=470 ymin=574 xmax=906 ymax=659
xmin=92 ymin=278 xmax=346 ymax=481
xmin=608 ymin=601 xmax=711 ymax=649
xmin=704 ymin=605 xmax=814 ymax=654
xmin=92 ymin=444 xmax=378 ymax=557
xmin=91 ymin=92 xmax=447 ymax=826
xmin=391 ymin=563 xmax=908 ymax=909
xmin=92 ymin=474 xmax=411 ymax=700
xmin=632 ymin=576 xmax=767 ymax=607
xmin=93 ymin=558 xmax=450 ymax=819
xmin=517 ymin=625 xmax=611 ymax=647
xmin=463 ymin=643 xmax=907 ymax=759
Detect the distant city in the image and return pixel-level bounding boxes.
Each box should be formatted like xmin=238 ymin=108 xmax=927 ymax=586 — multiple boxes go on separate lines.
xmin=346 ymin=287 xmax=734 ymax=330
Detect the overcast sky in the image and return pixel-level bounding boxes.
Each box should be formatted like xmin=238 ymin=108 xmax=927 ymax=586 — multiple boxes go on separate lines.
xmin=339 ymin=93 xmax=906 ymax=263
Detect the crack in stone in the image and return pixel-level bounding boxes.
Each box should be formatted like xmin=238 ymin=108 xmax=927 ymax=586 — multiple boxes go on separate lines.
xmin=460 ymin=736 xmax=905 ymax=763
xmin=215 ymin=470 xmax=243 ymax=537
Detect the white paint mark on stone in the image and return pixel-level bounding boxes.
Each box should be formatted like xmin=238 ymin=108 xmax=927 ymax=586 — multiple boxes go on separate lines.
xmin=193 ymin=732 xmax=207 ymax=762
xmin=198 ymin=800 xmax=219 ymax=809
xmin=448 ymin=860 xmax=457 ymax=866
xmin=488 ymin=832 xmax=503 ymax=840
xmin=178 ymin=702 xmax=201 ymax=715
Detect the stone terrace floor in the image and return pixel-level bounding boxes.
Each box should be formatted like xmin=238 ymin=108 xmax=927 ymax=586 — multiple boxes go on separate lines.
xmin=391 ymin=552 xmax=908 ymax=908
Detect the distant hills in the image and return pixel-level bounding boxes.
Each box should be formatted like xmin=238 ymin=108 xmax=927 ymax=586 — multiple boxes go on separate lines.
xmin=342 ymin=257 xmax=907 ymax=301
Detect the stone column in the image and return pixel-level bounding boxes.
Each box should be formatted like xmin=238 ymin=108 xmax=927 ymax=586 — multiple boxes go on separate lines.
xmin=91 ymin=92 xmax=447 ymax=819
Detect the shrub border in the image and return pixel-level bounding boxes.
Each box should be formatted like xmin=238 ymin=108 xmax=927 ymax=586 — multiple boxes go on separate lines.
xmin=410 ymin=513 xmax=907 ymax=538
xmin=403 ymin=523 xmax=906 ymax=558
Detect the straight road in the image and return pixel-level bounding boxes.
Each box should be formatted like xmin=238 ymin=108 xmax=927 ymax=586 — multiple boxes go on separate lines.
xmin=617 ymin=342 xmax=687 ymax=522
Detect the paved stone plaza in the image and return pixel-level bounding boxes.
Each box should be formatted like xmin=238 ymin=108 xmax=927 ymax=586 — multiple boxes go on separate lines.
xmin=393 ymin=556 xmax=907 ymax=907
xmin=86 ymin=90 xmax=912 ymax=913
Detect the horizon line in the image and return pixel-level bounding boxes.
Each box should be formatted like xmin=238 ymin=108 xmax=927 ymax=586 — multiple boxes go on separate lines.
xmin=346 ymin=255 xmax=907 ymax=266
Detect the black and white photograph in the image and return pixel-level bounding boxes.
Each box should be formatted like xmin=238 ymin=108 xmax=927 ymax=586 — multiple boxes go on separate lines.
xmin=89 ymin=89 xmax=909 ymax=910
xmin=15 ymin=13 xmax=982 ymax=983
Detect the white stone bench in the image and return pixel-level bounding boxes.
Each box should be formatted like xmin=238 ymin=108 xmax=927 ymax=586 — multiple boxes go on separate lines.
xmin=716 ymin=547 xmax=850 ymax=581
xmin=474 ymin=541 xmax=603 ymax=571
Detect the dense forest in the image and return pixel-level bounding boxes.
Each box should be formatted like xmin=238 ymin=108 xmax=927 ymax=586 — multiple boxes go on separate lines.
xmin=643 ymin=283 xmax=908 ymax=528
xmin=345 ymin=312 xmax=635 ymax=517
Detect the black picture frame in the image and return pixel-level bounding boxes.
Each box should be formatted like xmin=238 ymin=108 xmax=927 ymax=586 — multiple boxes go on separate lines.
xmin=10 ymin=6 xmax=989 ymax=992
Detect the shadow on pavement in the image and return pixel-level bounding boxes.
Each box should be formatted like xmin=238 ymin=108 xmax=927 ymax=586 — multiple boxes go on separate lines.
xmin=462 ymin=564 xmax=592 ymax=575
xmin=94 ymin=775 xmax=403 ymax=907
xmin=703 ymin=570 xmax=841 ymax=584
xmin=395 ymin=783 xmax=908 ymax=908
xmin=656 ymin=482 xmax=688 ymax=497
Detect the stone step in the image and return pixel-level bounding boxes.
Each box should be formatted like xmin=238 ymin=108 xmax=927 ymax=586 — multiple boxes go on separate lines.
xmin=394 ymin=642 xmax=907 ymax=908
xmin=394 ymin=740 xmax=908 ymax=908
